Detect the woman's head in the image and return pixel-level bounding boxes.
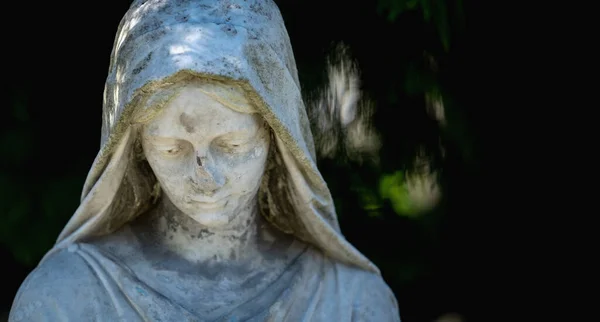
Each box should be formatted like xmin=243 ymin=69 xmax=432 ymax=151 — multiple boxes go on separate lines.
xmin=135 ymin=79 xmax=270 ymax=228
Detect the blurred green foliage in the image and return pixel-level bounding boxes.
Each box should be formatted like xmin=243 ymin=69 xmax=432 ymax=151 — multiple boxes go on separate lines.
xmin=380 ymin=171 xmax=418 ymax=217
xmin=377 ymin=0 xmax=464 ymax=52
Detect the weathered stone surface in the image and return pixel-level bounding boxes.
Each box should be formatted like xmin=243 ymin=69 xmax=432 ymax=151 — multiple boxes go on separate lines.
xmin=9 ymin=1 xmax=400 ymax=321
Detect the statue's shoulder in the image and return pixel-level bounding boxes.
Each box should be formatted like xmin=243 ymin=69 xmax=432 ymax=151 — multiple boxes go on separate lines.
xmin=333 ymin=262 xmax=402 ymax=322
xmin=9 ymin=245 xmax=113 ymax=322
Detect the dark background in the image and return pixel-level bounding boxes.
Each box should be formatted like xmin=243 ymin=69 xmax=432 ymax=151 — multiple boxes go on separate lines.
xmin=1 ymin=1 xmax=496 ymax=321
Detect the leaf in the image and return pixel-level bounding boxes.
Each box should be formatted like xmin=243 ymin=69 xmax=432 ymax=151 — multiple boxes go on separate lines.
xmin=420 ymin=0 xmax=432 ymax=22
xmin=379 ymin=171 xmax=415 ymax=216
xmin=407 ymin=0 xmax=419 ymax=10
xmin=379 ymin=170 xmax=440 ymax=218
xmin=432 ymin=0 xmax=451 ymax=51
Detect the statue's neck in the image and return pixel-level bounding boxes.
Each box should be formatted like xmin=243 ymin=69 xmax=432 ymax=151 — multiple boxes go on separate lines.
xmin=141 ymin=195 xmax=270 ymax=264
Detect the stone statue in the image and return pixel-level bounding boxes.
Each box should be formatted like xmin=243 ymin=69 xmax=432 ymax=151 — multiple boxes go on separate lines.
xmin=9 ymin=1 xmax=400 ymax=321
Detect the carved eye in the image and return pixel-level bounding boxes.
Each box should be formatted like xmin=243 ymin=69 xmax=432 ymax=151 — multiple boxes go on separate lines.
xmin=167 ymin=147 xmax=181 ymax=154
xmin=218 ymin=142 xmax=245 ymax=152
xmin=161 ymin=145 xmax=183 ymax=156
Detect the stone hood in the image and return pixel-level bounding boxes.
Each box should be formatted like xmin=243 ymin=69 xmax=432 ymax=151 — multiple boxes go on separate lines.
xmin=46 ymin=0 xmax=379 ymax=274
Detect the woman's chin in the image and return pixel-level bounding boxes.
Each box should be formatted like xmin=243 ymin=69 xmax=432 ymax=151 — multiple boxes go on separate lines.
xmin=187 ymin=211 xmax=231 ymax=228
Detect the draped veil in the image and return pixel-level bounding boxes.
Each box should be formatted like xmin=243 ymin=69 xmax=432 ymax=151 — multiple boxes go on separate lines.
xmin=47 ymin=0 xmax=378 ymax=274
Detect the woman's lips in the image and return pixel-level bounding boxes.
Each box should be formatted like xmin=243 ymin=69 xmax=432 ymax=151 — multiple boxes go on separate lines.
xmin=186 ymin=196 xmax=228 ymax=208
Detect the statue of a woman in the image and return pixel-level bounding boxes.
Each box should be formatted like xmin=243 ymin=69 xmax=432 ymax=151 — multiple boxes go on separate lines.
xmin=9 ymin=1 xmax=400 ymax=321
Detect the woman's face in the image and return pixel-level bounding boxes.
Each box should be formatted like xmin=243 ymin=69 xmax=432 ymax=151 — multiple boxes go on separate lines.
xmin=141 ymin=83 xmax=270 ymax=228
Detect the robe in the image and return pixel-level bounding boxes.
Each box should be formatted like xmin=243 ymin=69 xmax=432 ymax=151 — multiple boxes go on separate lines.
xmin=10 ymin=234 xmax=400 ymax=321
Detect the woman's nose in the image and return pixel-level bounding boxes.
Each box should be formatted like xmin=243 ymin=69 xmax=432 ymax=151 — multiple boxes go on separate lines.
xmin=193 ymin=152 xmax=225 ymax=192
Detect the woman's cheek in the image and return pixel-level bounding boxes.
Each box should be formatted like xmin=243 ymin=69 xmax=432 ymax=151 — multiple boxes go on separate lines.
xmin=227 ymin=170 xmax=244 ymax=190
